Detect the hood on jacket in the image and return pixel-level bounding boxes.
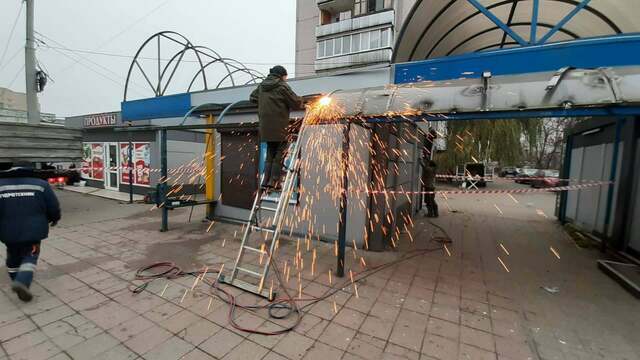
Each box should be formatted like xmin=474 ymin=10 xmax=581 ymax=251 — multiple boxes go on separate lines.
xmin=259 ymin=74 xmax=283 ymax=92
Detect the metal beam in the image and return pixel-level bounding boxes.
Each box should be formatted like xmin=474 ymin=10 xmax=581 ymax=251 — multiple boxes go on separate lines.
xmin=465 ymin=0 xmax=528 ymax=46
xmin=530 ymin=0 xmax=539 ymax=44
xmin=538 ymin=0 xmax=592 ymax=44
xmin=601 ymin=118 xmax=624 ymax=252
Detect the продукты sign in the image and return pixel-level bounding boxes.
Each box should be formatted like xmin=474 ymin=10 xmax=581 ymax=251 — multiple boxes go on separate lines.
xmin=84 ymin=113 xmax=117 ymax=128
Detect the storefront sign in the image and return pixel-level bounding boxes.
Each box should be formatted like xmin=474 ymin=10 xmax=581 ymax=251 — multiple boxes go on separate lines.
xmin=84 ymin=113 xmax=117 ymax=128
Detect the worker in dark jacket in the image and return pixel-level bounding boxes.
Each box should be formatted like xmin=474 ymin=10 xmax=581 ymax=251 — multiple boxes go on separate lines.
xmin=250 ymin=65 xmax=304 ymax=188
xmin=422 ymin=160 xmax=439 ymax=218
xmin=0 ymin=162 xmax=60 ymax=302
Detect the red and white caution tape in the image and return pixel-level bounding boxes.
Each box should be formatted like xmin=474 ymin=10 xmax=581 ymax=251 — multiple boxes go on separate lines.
xmin=363 ymin=181 xmax=612 ymax=195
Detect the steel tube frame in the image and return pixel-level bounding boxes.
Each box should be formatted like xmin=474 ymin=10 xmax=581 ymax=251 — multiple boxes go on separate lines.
xmin=337 ymin=122 xmax=351 ymax=278
xmin=160 ymin=129 xmax=169 ymax=232
xmin=601 ymin=117 xmax=624 ymax=252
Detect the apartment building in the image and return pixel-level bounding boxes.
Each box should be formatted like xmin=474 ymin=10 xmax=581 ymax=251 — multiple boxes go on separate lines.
xmin=295 ymin=0 xmax=416 ymax=77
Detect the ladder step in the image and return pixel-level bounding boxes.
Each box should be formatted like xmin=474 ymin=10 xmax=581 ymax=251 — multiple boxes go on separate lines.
xmin=243 ymin=245 xmax=266 ymax=254
xmin=259 ymin=206 xmax=278 ymax=211
xmin=218 ymin=274 xmax=275 ymax=300
xmin=251 ymin=225 xmax=275 ymax=233
xmin=236 ymin=267 xmax=262 ymax=277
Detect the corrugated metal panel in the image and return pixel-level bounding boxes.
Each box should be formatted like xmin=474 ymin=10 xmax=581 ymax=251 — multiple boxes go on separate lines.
xmin=0 ymin=123 xmax=82 ymax=162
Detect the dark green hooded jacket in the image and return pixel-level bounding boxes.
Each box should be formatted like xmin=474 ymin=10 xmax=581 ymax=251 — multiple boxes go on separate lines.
xmin=250 ymin=74 xmax=304 ymax=142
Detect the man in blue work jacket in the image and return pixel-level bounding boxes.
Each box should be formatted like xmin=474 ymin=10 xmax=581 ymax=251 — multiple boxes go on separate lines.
xmin=0 ymin=161 xmax=60 ymax=302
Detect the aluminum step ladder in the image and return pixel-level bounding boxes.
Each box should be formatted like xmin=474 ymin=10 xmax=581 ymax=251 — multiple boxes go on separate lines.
xmin=219 ymin=128 xmax=305 ymax=300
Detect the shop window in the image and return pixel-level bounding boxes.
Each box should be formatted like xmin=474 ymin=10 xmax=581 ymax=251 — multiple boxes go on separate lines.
xmin=119 ymin=142 xmax=151 ymax=186
xmin=81 ymin=143 xmax=104 ymax=180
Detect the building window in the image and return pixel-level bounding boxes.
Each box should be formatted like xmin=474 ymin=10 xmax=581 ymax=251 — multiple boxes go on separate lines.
xmin=370 ymin=29 xmax=380 ymax=49
xmin=317 ymin=27 xmax=392 ymax=59
xmin=326 ymin=38 xmax=334 ymax=57
xmin=339 ymin=11 xmax=351 ymax=21
xmin=381 ymin=28 xmax=391 ymax=47
xmin=384 ymin=0 xmax=393 ymax=8
xmin=317 ymin=41 xmax=325 ymax=58
xmin=335 ymin=37 xmax=343 ymax=56
xmin=361 ymin=31 xmax=370 ymax=51
xmin=352 ymin=33 xmax=361 ymax=52
xmin=354 ymin=0 xmax=365 ymax=16
xmin=343 ymin=35 xmax=351 ymax=54
xmin=368 ymin=0 xmax=377 ymax=12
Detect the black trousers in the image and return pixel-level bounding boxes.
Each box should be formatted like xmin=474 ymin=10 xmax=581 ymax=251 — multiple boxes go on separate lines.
xmin=424 ymin=186 xmax=438 ymax=216
xmin=5 ymin=242 xmax=40 ymax=288
xmin=262 ymin=141 xmax=287 ymax=187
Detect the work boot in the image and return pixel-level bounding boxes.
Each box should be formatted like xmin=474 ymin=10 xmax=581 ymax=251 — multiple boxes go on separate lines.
xmin=11 ymin=282 xmax=33 ymax=302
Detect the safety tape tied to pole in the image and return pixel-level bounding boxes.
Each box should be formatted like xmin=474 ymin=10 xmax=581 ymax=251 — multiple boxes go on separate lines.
xmin=362 ymin=181 xmax=613 ymax=195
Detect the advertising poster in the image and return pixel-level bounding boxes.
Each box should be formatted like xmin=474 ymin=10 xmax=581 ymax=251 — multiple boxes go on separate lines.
xmin=134 ymin=143 xmax=151 ymax=185
xmin=81 ymin=143 xmax=92 ymax=178
xmin=120 ymin=143 xmax=132 ymax=184
xmin=91 ymin=143 xmax=104 ymax=180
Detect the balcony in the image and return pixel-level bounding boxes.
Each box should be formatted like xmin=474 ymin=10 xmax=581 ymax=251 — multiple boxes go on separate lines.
xmin=315 ymin=48 xmax=392 ymax=72
xmin=316 ymin=9 xmax=394 ymax=38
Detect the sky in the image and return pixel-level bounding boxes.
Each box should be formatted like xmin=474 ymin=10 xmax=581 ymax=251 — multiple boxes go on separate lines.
xmin=0 ymin=0 xmax=297 ymax=117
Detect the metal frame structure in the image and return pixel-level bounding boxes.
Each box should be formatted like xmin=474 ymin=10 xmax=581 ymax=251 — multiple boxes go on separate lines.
xmin=393 ymin=0 xmax=629 ymax=62
xmin=123 ymin=31 xmax=264 ymax=101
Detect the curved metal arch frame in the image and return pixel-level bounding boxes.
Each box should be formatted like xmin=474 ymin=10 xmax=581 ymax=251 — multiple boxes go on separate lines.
xmin=393 ymin=0 xmax=622 ymax=63
xmin=124 ymin=31 xmax=264 ymax=101
xmin=445 ymin=22 xmax=580 ymax=57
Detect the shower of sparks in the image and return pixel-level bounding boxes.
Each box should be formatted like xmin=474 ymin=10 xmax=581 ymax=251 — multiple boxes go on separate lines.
xmin=550 ymin=246 xmax=561 ymax=259
xmin=497 ymin=256 xmax=511 ymax=273
xmin=179 ymin=288 xmax=189 ymax=303
xmin=190 ymin=274 xmax=200 ymax=291
xmin=333 ymin=300 xmax=338 ymax=314
xmin=160 ymin=283 xmax=169 ymax=297
xmin=443 ymin=243 xmax=452 ymax=257
xmin=328 ymin=270 xmax=333 ymax=285
xmin=199 ymin=266 xmax=209 ymax=282
xmin=500 ymin=243 xmax=510 ymax=256
xmin=360 ymin=257 xmax=367 ymax=268
xmin=207 ymin=297 xmax=213 ymax=311
xmin=215 ymin=264 xmax=225 ymax=284
xmin=206 ymin=220 xmax=216 ymax=233
xmin=507 ymin=193 xmax=519 ymax=204
xmin=494 ymin=204 xmax=503 ymax=215
xmin=269 ymin=279 xmax=274 ymax=300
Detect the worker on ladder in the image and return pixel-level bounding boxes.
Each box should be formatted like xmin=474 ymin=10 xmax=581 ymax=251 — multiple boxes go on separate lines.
xmin=250 ymin=65 xmax=304 ymax=190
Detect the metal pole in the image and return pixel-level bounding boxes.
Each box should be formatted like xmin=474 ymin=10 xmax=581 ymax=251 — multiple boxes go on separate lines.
xmin=558 ymin=133 xmax=573 ymax=222
xmin=337 ymin=122 xmax=351 ymax=278
xmin=205 ymin=114 xmax=216 ymax=220
xmin=160 ymin=129 xmax=169 ymax=232
xmin=128 ymin=124 xmax=134 ymax=204
xmin=25 ymin=0 xmax=40 ymax=125
xmin=601 ymin=118 xmax=624 ymax=252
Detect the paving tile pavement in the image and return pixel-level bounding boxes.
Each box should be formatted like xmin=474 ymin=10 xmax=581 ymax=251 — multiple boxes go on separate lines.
xmin=0 ymin=190 xmax=637 ymax=359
